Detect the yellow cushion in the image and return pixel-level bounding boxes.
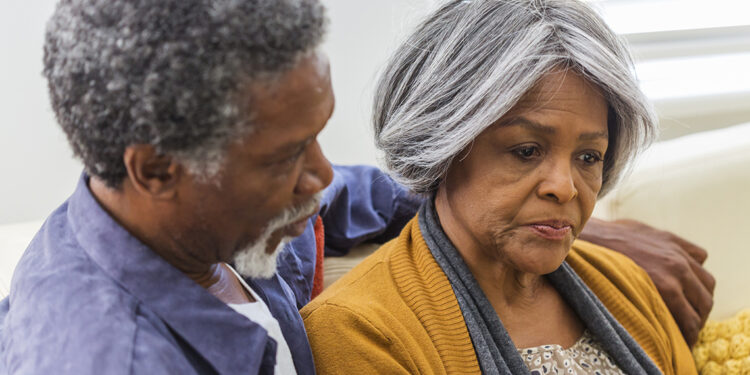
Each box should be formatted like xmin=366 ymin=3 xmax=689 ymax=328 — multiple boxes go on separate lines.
xmin=693 ymin=309 xmax=750 ymax=374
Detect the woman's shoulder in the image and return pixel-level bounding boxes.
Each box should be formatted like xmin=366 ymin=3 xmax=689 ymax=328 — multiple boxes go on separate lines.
xmin=567 ymin=239 xmax=663 ymax=319
xmin=567 ymin=239 xmax=696 ymax=374
xmin=301 ymin=217 xmax=480 ymax=374
xmin=303 ymin=237 xmax=402 ymax=315
xmin=568 ymin=239 xmax=652 ymax=287
xmin=304 ymin=215 xmax=444 ymax=316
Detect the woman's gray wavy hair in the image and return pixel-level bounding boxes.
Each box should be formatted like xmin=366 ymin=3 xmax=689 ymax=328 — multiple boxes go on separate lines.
xmin=373 ymin=0 xmax=657 ymax=196
xmin=45 ymin=0 xmax=326 ymax=188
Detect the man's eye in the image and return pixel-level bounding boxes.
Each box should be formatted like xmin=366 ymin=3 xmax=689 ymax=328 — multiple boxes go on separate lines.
xmin=513 ymin=145 xmax=540 ymax=160
xmin=280 ymin=152 xmax=302 ymax=165
xmin=577 ymin=152 xmax=603 ymax=165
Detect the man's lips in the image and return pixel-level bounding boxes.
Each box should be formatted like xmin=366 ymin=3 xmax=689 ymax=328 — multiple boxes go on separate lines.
xmin=283 ymin=217 xmax=310 ymax=237
xmin=526 ymin=220 xmax=574 ymax=241
xmin=281 ymin=209 xmax=319 ymax=238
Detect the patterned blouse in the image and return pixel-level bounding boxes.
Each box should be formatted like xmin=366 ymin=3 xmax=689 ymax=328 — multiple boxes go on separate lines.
xmin=517 ymin=330 xmax=626 ymax=374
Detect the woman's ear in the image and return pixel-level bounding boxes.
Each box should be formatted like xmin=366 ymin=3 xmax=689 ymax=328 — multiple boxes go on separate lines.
xmin=122 ymin=145 xmax=182 ymax=200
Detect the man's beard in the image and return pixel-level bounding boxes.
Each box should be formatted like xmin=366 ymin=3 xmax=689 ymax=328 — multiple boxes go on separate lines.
xmin=233 ymin=193 xmax=322 ymax=279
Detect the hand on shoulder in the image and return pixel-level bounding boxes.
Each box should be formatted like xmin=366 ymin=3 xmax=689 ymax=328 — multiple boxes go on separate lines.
xmin=579 ymin=217 xmax=715 ymax=346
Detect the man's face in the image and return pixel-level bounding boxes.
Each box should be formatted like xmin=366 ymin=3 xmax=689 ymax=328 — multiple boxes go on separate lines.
xmin=170 ymin=52 xmax=335 ymax=274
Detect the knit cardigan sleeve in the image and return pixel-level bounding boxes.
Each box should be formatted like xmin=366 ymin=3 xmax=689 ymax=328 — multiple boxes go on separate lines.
xmin=302 ymin=218 xmax=481 ymax=375
xmin=302 ymin=301 xmax=416 ymax=374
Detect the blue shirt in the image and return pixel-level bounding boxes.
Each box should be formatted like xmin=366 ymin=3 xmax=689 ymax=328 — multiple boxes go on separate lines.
xmin=0 ymin=165 xmax=421 ymax=374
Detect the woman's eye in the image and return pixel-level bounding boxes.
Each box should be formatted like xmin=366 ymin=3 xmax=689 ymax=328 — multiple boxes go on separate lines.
xmin=577 ymin=152 xmax=603 ymax=165
xmin=513 ymin=145 xmax=540 ymax=160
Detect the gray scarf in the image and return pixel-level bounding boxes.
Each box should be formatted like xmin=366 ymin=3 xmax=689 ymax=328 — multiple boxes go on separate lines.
xmin=418 ymin=200 xmax=662 ymax=374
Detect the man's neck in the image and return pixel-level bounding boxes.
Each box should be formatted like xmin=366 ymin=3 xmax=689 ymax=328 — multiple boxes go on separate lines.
xmin=88 ymin=177 xmax=252 ymax=303
xmin=197 ymin=263 xmax=256 ymax=304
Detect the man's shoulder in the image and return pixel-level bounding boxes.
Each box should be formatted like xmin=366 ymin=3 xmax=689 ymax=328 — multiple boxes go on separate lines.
xmin=2 ymin=211 xmax=147 ymax=374
xmin=2 ymin=299 xmax=190 ymax=375
xmin=11 ymin=207 xmax=134 ymax=308
xmin=3 ymin=255 xmax=188 ymax=374
xmin=3 ymin=284 xmax=143 ymax=375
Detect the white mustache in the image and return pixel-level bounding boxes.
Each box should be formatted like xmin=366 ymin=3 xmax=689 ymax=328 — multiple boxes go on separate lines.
xmin=232 ymin=192 xmax=323 ymax=279
xmin=282 ymin=192 xmax=322 ymax=226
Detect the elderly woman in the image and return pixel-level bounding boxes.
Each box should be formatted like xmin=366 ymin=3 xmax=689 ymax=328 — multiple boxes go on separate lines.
xmin=302 ymin=0 xmax=695 ymax=374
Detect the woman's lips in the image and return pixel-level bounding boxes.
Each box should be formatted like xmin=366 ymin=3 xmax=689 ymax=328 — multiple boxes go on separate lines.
xmin=527 ymin=223 xmax=572 ymax=241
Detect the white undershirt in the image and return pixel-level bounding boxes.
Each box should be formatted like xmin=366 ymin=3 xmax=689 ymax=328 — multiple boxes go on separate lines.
xmin=226 ymin=264 xmax=297 ymax=375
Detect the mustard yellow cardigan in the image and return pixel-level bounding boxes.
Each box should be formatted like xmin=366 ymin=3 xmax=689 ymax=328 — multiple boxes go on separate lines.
xmin=301 ymin=216 xmax=697 ymax=374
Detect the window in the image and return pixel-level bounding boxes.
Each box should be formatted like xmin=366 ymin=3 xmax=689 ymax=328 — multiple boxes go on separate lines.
xmin=589 ymin=0 xmax=750 ymax=139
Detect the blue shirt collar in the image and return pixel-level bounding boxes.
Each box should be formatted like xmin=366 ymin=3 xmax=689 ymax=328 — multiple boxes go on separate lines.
xmin=67 ymin=174 xmax=275 ymax=374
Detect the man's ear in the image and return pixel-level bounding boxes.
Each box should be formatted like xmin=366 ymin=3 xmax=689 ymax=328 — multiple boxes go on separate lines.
xmin=123 ymin=145 xmax=182 ymax=199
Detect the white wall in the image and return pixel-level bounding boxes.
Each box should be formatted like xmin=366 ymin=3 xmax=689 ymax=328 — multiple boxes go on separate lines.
xmin=317 ymin=0 xmax=437 ymax=166
xmin=0 ymin=1 xmax=80 ymax=225
xmin=2 ymin=1 xmax=748 ymax=224
xmin=0 ymin=0 xmax=437 ymax=225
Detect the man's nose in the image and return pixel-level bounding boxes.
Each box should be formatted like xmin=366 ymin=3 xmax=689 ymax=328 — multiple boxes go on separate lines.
xmin=294 ymin=140 xmax=333 ymax=196
xmin=537 ymin=159 xmax=578 ymax=204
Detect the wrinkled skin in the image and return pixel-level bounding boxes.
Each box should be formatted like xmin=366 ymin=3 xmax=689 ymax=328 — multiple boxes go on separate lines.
xmin=435 ymin=68 xmax=610 ymax=348
xmin=91 ymin=52 xmax=335 ymax=303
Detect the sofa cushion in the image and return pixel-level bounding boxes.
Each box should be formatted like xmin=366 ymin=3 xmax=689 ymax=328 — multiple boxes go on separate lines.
xmin=595 ymin=122 xmax=750 ymax=319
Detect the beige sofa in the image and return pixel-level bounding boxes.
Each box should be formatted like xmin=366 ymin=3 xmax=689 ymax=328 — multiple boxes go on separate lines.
xmin=2 ymin=122 xmax=750 ymax=321
xmin=592 ymin=122 xmax=750 ymax=320
xmin=0 ymin=220 xmax=43 ymax=299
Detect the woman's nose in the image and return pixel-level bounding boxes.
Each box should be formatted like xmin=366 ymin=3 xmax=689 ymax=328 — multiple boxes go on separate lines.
xmin=537 ymin=160 xmax=578 ymax=204
xmin=294 ymin=140 xmax=333 ymax=196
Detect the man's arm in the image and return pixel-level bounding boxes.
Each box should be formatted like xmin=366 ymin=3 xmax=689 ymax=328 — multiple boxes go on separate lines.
xmin=579 ymin=218 xmax=715 ymax=346
xmin=318 ymin=165 xmax=421 ymax=256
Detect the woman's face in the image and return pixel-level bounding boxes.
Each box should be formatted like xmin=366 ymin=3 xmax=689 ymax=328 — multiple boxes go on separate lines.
xmin=436 ymin=69 xmax=609 ymax=275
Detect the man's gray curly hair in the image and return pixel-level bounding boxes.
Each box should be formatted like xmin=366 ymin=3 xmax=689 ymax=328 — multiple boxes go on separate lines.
xmin=373 ymin=0 xmax=657 ymax=196
xmin=44 ymin=0 xmax=327 ymax=187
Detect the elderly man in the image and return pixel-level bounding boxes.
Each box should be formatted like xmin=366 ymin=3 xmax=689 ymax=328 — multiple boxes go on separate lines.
xmin=0 ymin=0 xmax=713 ymax=374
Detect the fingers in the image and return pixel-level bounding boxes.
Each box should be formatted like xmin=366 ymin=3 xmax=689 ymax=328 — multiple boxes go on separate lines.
xmin=682 ymin=256 xmax=715 ymax=323
xmin=686 ymin=253 xmax=716 ymax=294
xmin=657 ymin=248 xmax=713 ymax=346
xmin=670 ymin=238 xmax=715 ymax=323
xmin=669 ymin=233 xmax=708 ymax=264
xmin=663 ymin=232 xmax=714 ymax=321
xmin=663 ymin=288 xmax=702 ymax=347
xmin=616 ymin=218 xmax=709 ymax=264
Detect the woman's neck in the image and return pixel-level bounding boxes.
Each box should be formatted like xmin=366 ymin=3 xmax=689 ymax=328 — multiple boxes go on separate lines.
xmin=433 ymin=191 xmax=583 ymax=348
xmin=472 ymin=259 xmax=549 ymax=308
xmin=433 ymin=190 xmax=547 ymax=306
